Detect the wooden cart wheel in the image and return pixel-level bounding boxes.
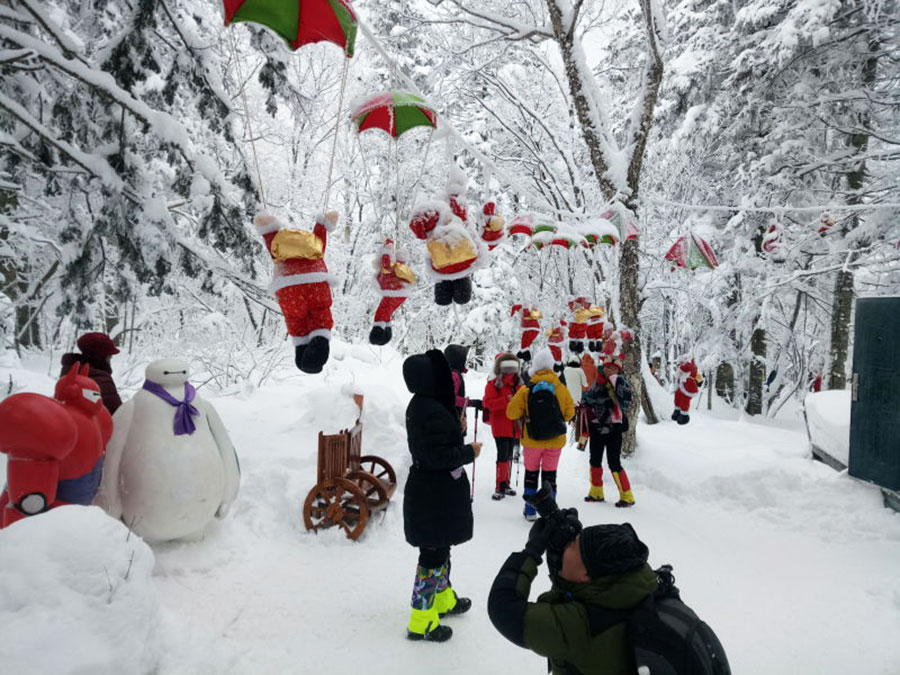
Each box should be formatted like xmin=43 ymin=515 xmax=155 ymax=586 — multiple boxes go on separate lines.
xmin=347 ymin=470 xmax=390 ymax=510
xmin=358 ymin=455 xmax=397 ymax=491
xmin=303 ymin=477 xmax=370 ymax=540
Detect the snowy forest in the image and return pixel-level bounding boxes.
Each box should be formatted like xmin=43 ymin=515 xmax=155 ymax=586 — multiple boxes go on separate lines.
xmin=2 ymin=0 xmax=897 ymax=411
xmin=1 ymin=1 xmax=900 ymax=673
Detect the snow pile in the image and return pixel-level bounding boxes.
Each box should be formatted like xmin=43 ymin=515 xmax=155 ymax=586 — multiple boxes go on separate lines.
xmin=0 ymin=506 xmax=161 ymax=674
xmin=805 ymin=390 xmax=851 ymax=465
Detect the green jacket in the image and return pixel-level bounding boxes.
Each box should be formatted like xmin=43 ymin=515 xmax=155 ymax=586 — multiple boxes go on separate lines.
xmin=488 ymin=551 xmax=658 ymax=674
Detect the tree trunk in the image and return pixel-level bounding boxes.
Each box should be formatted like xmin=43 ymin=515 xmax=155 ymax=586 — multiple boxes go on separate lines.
xmin=828 ymin=269 xmax=854 ymax=389
xmin=745 ymin=326 xmax=766 ymax=415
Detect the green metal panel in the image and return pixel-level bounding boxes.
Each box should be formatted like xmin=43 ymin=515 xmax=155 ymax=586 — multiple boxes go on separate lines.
xmin=848 ymin=297 xmax=900 ymax=492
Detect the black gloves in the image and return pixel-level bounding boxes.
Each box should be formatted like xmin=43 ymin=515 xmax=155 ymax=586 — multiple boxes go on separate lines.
xmin=524 ymin=518 xmax=553 ymax=558
xmin=467 ymin=398 xmax=483 ymax=411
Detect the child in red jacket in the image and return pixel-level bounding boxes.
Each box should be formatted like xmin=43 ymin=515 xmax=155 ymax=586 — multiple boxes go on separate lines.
xmin=483 ymin=352 xmax=525 ymax=500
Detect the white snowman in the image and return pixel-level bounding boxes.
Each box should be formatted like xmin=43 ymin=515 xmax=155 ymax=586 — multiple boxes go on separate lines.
xmin=96 ymin=359 xmax=240 ymax=543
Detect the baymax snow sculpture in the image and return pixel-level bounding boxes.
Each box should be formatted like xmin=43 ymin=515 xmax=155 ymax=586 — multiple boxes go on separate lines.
xmin=0 ymin=364 xmax=113 ymax=527
xmin=96 ymin=359 xmax=240 ymax=543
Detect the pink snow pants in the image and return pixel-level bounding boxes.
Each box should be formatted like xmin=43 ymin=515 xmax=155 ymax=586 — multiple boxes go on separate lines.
xmin=523 ymin=446 xmax=562 ymax=472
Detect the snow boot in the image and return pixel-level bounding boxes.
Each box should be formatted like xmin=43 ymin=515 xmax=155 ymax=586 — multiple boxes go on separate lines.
xmin=522 ymin=485 xmax=538 ymax=521
xmin=435 ymin=588 xmax=471 ymax=617
xmin=677 ymin=412 xmax=690 ymax=425
xmin=407 ymin=608 xmax=452 ymax=642
xmin=588 ymin=340 xmax=599 ymax=352
xmin=408 ymin=565 xmax=450 ymax=641
xmin=492 ymin=490 xmax=505 ymax=501
xmin=585 ymin=467 xmax=604 ymax=502
xmin=293 ymin=344 xmax=307 ymax=371
xmin=434 ymin=280 xmax=454 ymax=306
xmin=502 ymin=483 xmax=517 ymax=497
xmin=452 ymin=277 xmax=473 ymax=304
xmin=612 ymin=470 xmax=635 ymax=508
xmin=300 ymin=336 xmax=330 ymax=374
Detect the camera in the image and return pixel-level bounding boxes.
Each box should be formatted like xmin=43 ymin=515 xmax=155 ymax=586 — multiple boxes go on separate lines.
xmin=524 ymin=484 xmax=583 ymax=579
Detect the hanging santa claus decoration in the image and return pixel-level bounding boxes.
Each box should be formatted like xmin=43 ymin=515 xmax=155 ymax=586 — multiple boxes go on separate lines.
xmin=672 ymin=359 xmax=702 ymax=425
xmin=370 ymin=238 xmax=416 ymax=345
xmin=567 ymin=297 xmax=591 ymax=353
xmin=511 ymin=304 xmax=542 ymax=362
xmin=585 ymin=303 xmax=606 ymax=352
xmin=547 ymin=320 xmax=566 ymax=368
xmin=408 ymin=168 xmax=488 ymax=306
xmin=479 ymin=201 xmax=506 ymax=250
xmin=255 ymin=211 xmax=337 ymax=374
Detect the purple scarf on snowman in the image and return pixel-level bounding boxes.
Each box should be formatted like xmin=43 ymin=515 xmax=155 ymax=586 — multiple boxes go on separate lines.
xmin=142 ymin=380 xmax=199 ymax=435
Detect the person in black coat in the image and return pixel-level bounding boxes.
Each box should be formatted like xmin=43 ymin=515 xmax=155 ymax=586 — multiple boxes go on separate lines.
xmin=403 ymin=349 xmax=482 ymax=642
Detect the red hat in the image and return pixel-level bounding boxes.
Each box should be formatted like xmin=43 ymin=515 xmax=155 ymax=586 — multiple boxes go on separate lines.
xmin=76 ymin=332 xmax=120 ymax=357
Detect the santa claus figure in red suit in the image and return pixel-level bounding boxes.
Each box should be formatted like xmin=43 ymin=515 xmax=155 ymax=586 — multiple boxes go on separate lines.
xmin=602 ymin=325 xmax=633 ymax=358
xmin=479 ymin=201 xmax=505 ymax=250
xmin=0 ymin=364 xmax=113 ymax=528
xmin=547 ymin=320 xmax=566 ymax=369
xmin=672 ymin=359 xmax=702 ymax=425
xmin=370 ymin=238 xmax=416 ymax=346
xmin=409 ymin=168 xmax=488 ymax=306
xmin=511 ymin=304 xmax=542 ymax=362
xmin=585 ymin=303 xmax=606 ymax=352
xmin=567 ymin=297 xmax=591 ymax=353
xmin=255 ymin=211 xmax=338 ymax=374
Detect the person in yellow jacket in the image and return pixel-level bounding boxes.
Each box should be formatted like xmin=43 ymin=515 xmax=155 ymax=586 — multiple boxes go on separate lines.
xmin=507 ymin=348 xmax=575 ymax=521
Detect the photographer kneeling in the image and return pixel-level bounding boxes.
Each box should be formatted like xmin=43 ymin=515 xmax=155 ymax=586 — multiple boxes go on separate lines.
xmin=487 ymin=487 xmax=657 ymax=674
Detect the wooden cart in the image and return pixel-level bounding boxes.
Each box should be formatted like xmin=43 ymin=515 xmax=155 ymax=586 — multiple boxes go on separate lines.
xmin=302 ymin=421 xmax=397 ymax=540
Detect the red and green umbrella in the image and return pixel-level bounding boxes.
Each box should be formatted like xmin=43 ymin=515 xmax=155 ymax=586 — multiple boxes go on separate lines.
xmin=351 ymin=92 xmax=437 ymax=139
xmin=223 ymin=0 xmax=357 ymax=57
xmin=665 ymin=233 xmax=719 ymax=270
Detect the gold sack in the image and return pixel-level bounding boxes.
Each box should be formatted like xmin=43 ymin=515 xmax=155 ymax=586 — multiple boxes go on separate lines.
xmin=392 ymin=262 xmax=417 ymax=284
xmin=271 ymin=229 xmax=324 ymax=262
xmin=427 ymin=238 xmax=477 ymax=269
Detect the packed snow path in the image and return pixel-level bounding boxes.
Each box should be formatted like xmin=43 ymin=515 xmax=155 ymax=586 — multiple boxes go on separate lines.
xmin=2 ymin=345 xmax=900 ymax=674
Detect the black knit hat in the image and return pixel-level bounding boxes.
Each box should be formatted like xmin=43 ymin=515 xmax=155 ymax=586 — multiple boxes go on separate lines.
xmin=579 ymin=523 xmax=649 ymax=579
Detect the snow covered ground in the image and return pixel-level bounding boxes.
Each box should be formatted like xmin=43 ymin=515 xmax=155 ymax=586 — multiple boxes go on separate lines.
xmin=2 ymin=343 xmax=900 ymax=674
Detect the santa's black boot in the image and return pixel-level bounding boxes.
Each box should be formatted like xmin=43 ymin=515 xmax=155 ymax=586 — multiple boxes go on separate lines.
xmin=517 ymin=349 xmax=532 ymax=362
xmin=587 ymin=341 xmax=599 ymax=352
xmin=369 ymin=326 xmax=392 ymax=346
xmin=677 ymin=413 xmax=690 ymax=426
xmin=434 ymin=280 xmax=454 ymax=306
xmin=452 ymin=277 xmax=473 ymax=304
xmin=300 ymin=337 xmax=330 ymax=374
xmin=671 ymin=409 xmax=681 ymax=422
xmin=294 ymin=344 xmax=307 ymax=371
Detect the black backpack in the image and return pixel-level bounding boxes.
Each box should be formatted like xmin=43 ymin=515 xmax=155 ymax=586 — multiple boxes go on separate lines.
xmin=525 ymin=380 xmax=567 ymax=440
xmin=584 ymin=565 xmax=731 ymax=675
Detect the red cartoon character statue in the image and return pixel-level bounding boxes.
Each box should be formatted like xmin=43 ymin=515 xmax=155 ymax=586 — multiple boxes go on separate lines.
xmin=567 ymin=297 xmax=591 ymax=353
xmin=255 ymin=211 xmax=338 ymax=374
xmin=0 ymin=364 xmax=113 ymax=528
xmin=672 ymin=359 xmax=702 ymax=425
xmin=370 ymin=238 xmax=416 ymax=346
xmin=511 ymin=304 xmax=542 ymax=362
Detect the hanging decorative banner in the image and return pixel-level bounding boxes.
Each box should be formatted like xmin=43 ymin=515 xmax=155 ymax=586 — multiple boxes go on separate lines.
xmin=351 ymin=91 xmax=437 ymax=139
xmin=223 ymin=0 xmax=358 ymax=56
xmin=575 ymin=219 xmax=620 ymax=247
xmin=532 ymin=225 xmax=586 ymax=250
xmin=508 ymin=214 xmax=535 ymax=237
xmin=598 ymin=204 xmax=640 ymax=244
xmin=664 ymin=233 xmax=719 ymax=270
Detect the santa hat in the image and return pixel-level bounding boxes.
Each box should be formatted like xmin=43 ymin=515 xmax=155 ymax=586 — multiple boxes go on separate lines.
xmin=77 ymin=332 xmax=120 ymax=357
xmin=316 ymin=211 xmax=339 ymax=232
xmin=254 ymin=213 xmax=285 ymax=235
xmin=530 ymin=348 xmax=555 ymax=376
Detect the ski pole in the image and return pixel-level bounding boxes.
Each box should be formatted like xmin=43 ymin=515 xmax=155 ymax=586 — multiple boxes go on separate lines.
xmin=470 ymin=410 xmax=478 ymax=502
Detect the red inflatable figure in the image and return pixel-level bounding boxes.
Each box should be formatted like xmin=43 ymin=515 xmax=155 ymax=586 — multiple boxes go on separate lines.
xmin=0 ymin=364 xmax=113 ymax=528
xmin=567 ymin=297 xmax=590 ymax=353
xmin=479 ymin=201 xmax=505 ymax=250
xmin=585 ymin=303 xmax=606 ymax=352
xmin=255 ymin=211 xmax=338 ymax=374
xmin=370 ymin=238 xmax=416 ymax=346
xmin=511 ymin=304 xmax=542 ymax=362
xmin=672 ymin=360 xmax=702 ymax=425
xmin=547 ymin=321 xmax=566 ymax=366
